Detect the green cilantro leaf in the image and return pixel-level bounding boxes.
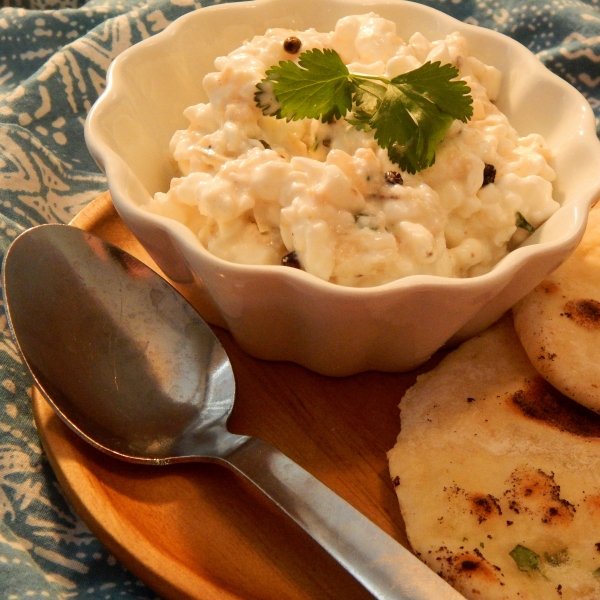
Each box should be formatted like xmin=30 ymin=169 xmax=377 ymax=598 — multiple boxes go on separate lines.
xmin=255 ymin=49 xmax=473 ymax=173
xmin=255 ymin=48 xmax=353 ymax=122
xmin=376 ymin=62 xmax=471 ymax=172
xmin=370 ymin=77 xmax=456 ymax=173
xmin=391 ymin=61 xmax=473 ymax=122
xmin=346 ymin=79 xmax=386 ymax=131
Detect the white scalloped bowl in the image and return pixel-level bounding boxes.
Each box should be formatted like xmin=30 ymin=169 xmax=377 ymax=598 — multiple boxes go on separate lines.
xmin=85 ymin=0 xmax=600 ymax=376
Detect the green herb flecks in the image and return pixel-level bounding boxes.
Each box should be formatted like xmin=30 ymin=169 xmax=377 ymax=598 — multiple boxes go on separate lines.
xmin=516 ymin=212 xmax=536 ymax=234
xmin=510 ymin=545 xmax=540 ymax=572
xmin=544 ymin=549 xmax=569 ymax=567
xmin=255 ymin=48 xmax=473 ymax=174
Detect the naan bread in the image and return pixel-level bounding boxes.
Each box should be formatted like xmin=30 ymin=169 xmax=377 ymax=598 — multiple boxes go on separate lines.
xmin=388 ymin=315 xmax=600 ymax=600
xmin=513 ymin=204 xmax=600 ymax=413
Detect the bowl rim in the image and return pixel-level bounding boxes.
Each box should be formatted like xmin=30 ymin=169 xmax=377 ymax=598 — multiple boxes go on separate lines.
xmin=85 ymin=0 xmax=600 ymax=298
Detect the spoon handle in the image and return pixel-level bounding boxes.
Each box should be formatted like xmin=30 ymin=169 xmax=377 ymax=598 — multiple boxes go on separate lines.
xmin=224 ymin=436 xmax=463 ymax=600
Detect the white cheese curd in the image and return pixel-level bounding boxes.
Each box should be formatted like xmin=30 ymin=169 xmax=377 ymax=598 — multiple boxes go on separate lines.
xmin=145 ymin=14 xmax=559 ymax=287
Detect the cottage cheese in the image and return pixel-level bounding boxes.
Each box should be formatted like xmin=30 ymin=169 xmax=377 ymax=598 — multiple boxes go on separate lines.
xmin=145 ymin=14 xmax=559 ymax=287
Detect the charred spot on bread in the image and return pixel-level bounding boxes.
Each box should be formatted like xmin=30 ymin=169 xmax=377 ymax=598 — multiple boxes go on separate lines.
xmin=510 ymin=376 xmax=600 ymax=437
xmin=561 ymin=298 xmax=600 ymax=330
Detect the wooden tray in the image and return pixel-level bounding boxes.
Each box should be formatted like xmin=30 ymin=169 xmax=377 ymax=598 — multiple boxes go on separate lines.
xmin=33 ymin=192 xmax=440 ymax=600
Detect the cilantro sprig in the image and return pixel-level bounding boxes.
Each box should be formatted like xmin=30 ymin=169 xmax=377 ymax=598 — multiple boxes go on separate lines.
xmin=254 ymin=48 xmax=473 ymax=174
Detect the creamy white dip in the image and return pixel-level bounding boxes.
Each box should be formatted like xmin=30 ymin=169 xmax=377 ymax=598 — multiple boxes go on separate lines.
xmin=146 ymin=14 xmax=559 ymax=287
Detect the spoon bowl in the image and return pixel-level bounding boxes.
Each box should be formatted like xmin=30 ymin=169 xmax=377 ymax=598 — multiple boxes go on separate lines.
xmin=2 ymin=224 xmax=463 ymax=600
xmin=2 ymin=224 xmax=239 ymax=463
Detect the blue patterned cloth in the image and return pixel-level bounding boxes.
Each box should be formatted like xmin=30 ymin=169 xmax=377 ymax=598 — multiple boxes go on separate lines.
xmin=1 ymin=0 xmax=600 ymax=597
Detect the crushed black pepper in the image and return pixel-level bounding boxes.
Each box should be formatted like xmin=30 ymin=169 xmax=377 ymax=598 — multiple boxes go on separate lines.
xmin=482 ymin=163 xmax=496 ymax=186
xmin=385 ymin=171 xmax=404 ymax=185
xmin=282 ymin=251 xmax=302 ymax=269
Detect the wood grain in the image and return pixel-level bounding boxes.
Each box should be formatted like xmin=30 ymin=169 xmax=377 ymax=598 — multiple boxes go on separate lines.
xmin=32 ymin=192 xmax=443 ymax=599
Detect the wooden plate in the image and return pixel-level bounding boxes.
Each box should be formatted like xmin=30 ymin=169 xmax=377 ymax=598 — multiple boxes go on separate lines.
xmin=33 ymin=192 xmax=441 ymax=600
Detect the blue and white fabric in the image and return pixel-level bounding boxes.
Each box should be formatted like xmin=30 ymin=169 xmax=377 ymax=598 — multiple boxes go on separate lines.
xmin=1 ymin=0 xmax=600 ymax=597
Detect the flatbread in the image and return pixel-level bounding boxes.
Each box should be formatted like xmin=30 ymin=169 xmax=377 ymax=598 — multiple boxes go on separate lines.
xmin=513 ymin=204 xmax=600 ymax=413
xmin=388 ymin=315 xmax=600 ymax=600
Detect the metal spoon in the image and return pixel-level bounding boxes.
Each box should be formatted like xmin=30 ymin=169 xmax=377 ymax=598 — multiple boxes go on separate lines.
xmin=2 ymin=224 xmax=462 ymax=600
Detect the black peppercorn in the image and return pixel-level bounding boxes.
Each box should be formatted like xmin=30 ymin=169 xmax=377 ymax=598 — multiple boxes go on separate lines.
xmin=385 ymin=171 xmax=403 ymax=185
xmin=482 ymin=163 xmax=496 ymax=186
xmin=282 ymin=251 xmax=302 ymax=269
xmin=283 ymin=36 xmax=302 ymax=54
